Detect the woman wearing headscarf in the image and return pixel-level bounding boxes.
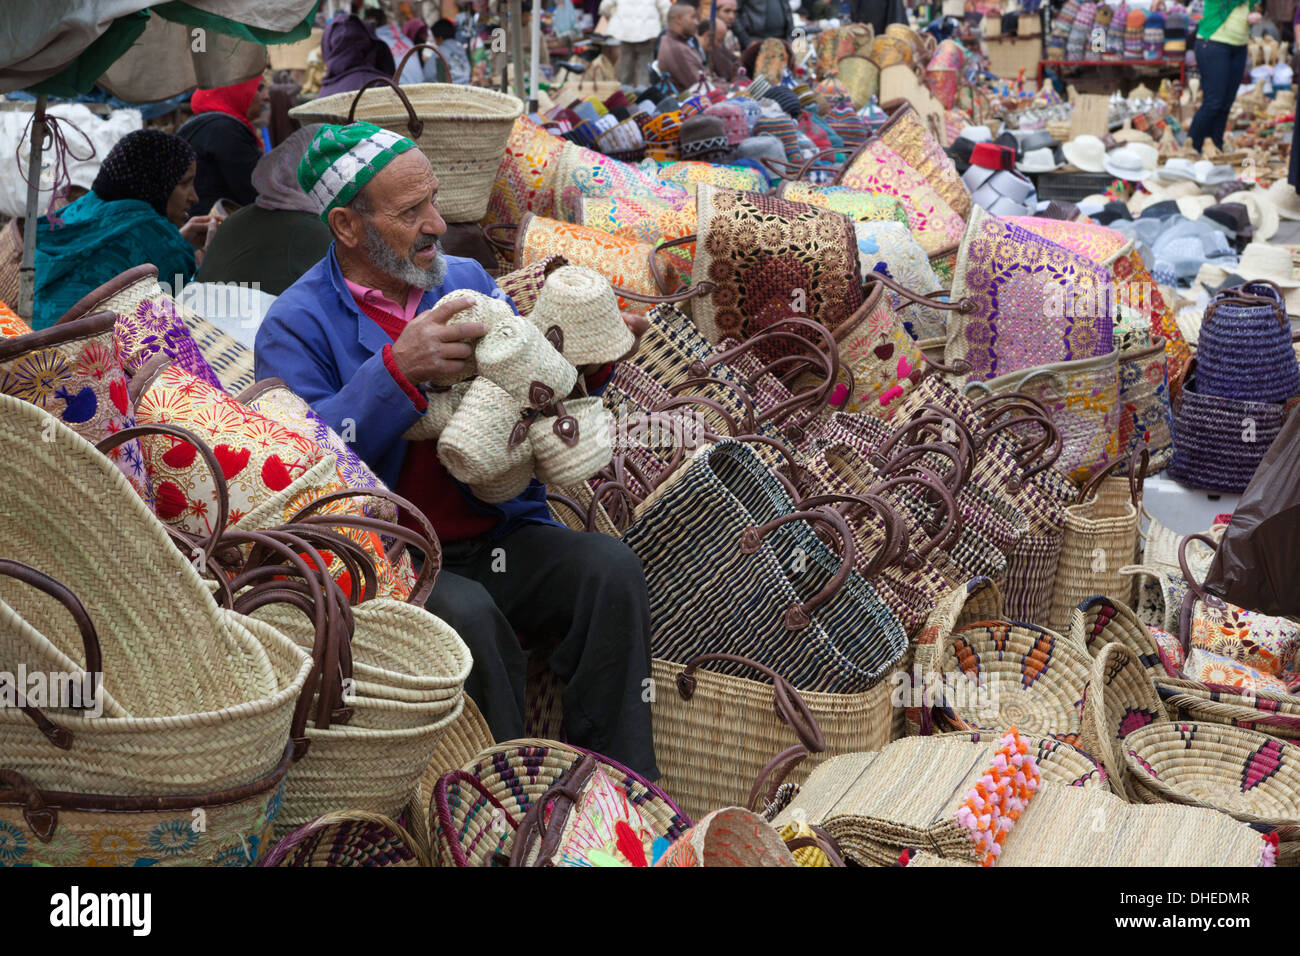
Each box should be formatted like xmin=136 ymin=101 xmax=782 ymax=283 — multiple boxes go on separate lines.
xmin=195 ymin=125 xmax=334 ymax=296
xmin=319 ymin=13 xmax=398 ymax=97
xmin=176 ymin=75 xmax=269 ymax=216
xmin=32 ymin=130 xmax=207 ymax=329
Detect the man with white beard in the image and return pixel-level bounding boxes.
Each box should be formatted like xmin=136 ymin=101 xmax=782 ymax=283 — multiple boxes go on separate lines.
xmin=255 ymin=123 xmax=658 ymax=779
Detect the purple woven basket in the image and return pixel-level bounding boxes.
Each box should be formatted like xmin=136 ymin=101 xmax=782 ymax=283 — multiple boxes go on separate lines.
xmin=1195 ymin=282 xmax=1300 ymax=404
xmin=1166 ymin=366 xmax=1292 ymax=493
xmin=259 ymin=811 xmax=424 ymax=867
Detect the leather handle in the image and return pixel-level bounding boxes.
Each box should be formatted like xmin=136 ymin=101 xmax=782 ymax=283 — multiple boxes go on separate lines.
xmin=97 ymin=423 xmax=229 ymax=566
xmin=217 ymin=528 xmax=344 ymax=743
xmin=662 ymin=378 xmax=755 ymax=434
xmin=794 ymin=492 xmax=909 ymax=577
xmin=869 ymin=467 xmax=961 ymax=562
xmin=647 ymin=234 xmax=696 ymax=296
xmin=1204 ymin=286 xmax=1287 ymax=331
xmin=865 ymin=272 xmax=976 ymax=314
xmin=587 ymin=477 xmax=643 ymax=532
xmin=347 ymin=76 xmax=423 ymax=138
xmin=287 ymin=487 xmax=442 ymax=606
xmin=609 ymin=279 xmax=716 ymax=305
xmin=739 ymin=508 xmax=858 ymax=628
xmin=879 ymin=441 xmax=967 ymax=496
xmin=482 ymin=223 xmax=518 ymax=259
xmin=394 ymin=42 xmax=451 ymax=83
xmin=1178 ymin=532 xmax=1225 ymax=615
xmin=1077 ymin=442 xmax=1147 ymax=507
xmin=677 ymin=652 xmax=827 ymax=754
xmin=746 ymin=744 xmax=807 ymax=815
xmin=0 ymin=560 xmax=106 ymax=750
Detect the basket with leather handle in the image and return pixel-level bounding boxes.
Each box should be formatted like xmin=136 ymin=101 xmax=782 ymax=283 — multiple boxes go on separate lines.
xmin=288 ymin=74 xmax=522 ymax=222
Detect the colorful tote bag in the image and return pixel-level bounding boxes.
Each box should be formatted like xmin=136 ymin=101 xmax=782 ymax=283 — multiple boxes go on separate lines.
xmin=55 ymin=264 xmax=226 ymax=393
xmin=576 ymin=195 xmax=697 ymax=279
xmin=824 ymin=279 xmax=928 ymax=416
xmin=516 ymin=214 xmax=665 ymax=314
xmin=947 ymin=207 xmax=1116 ymax=382
xmin=835 ymin=138 xmax=966 ymax=254
xmin=657 ymin=161 xmax=767 ymax=194
xmin=777 ymin=182 xmax=909 ymax=225
xmin=134 ymin=363 xmax=325 ymax=538
xmin=875 ymin=101 xmax=971 ymax=220
xmin=238 ymin=380 xmax=398 ymax=525
xmin=0 ymin=301 xmax=31 ymax=338
xmin=852 ymin=221 xmax=949 ymax=341
xmin=1116 ymin=335 xmax=1173 ymax=474
xmin=0 ymin=310 xmax=153 ymax=504
xmin=691 ymin=184 xmax=864 ymax=347
xmin=554 ymin=140 xmax=688 ymax=222
xmin=968 ymin=349 xmax=1122 ymax=484
xmin=485 ymin=116 xmax=569 ymax=228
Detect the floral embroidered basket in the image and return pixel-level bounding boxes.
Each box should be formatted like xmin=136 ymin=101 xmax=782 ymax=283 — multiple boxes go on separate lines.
xmin=875 ymin=100 xmax=970 ymax=219
xmin=834 ymin=137 xmax=966 ymax=254
xmin=483 ymin=116 xmax=569 ymax=228
xmin=0 ymin=310 xmax=153 ymax=505
xmin=947 ymin=207 xmax=1116 ymax=383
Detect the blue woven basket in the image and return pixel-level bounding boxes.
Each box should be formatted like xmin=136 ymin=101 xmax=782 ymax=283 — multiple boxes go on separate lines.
xmin=1195 ymin=282 xmax=1300 ymax=405
xmin=1167 ymin=363 xmax=1294 ymax=493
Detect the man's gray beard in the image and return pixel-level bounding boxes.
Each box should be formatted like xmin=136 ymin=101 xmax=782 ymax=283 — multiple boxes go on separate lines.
xmin=361 ymin=220 xmax=447 ymax=291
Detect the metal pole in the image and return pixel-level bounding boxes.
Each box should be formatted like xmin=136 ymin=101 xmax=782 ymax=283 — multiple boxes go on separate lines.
xmin=17 ymin=94 xmax=46 ymax=323
xmin=509 ymin=0 xmax=524 ymax=101
xmin=529 ymin=0 xmax=540 ymax=111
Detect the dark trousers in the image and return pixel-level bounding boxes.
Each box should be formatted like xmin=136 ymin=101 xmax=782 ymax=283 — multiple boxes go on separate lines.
xmin=424 ymin=523 xmax=659 ymax=780
xmin=1189 ymin=38 xmax=1248 ymax=151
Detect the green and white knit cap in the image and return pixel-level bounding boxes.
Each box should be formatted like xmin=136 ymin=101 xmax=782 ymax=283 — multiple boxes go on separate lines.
xmin=297 ymin=121 xmax=417 ymax=222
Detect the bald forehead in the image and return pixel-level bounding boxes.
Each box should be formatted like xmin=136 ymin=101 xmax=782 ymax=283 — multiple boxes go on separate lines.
xmin=361 ymin=148 xmax=438 ymax=213
xmin=669 ymin=3 xmax=694 ymax=18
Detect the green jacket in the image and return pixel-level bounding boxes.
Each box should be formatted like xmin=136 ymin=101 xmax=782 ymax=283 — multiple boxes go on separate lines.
xmin=1199 ymin=0 xmax=1255 ymax=43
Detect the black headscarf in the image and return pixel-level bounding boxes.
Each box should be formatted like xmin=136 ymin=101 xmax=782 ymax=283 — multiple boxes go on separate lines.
xmin=91 ymin=129 xmax=196 ymax=217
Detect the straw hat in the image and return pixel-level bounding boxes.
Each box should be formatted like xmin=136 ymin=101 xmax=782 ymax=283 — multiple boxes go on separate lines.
xmin=532 ymin=397 xmax=614 ymax=486
xmin=1219 ymin=189 xmax=1279 ymax=241
xmin=1062 ymin=134 xmax=1107 ymax=172
xmin=1103 ymin=146 xmax=1156 ymax=181
xmin=1113 ymin=125 xmax=1156 ymax=146
xmin=1266 ymin=179 xmax=1300 ymax=221
xmin=437 ymin=377 xmax=534 ymax=486
xmin=475 ymin=310 xmax=578 ymax=406
xmin=1018 ymin=147 xmax=1063 ymax=173
xmin=1197 ymin=243 xmax=1300 ymax=314
xmin=427 ymin=290 xmax=510 ymax=386
xmin=1175 ymin=195 xmax=1213 ymax=219
xmin=529 ymin=265 xmax=635 ymax=366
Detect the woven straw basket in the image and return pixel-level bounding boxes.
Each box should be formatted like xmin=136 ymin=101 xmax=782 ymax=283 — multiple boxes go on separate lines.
xmin=0 ymin=744 xmax=293 ymax=867
xmin=1156 ymin=679 xmax=1300 ymax=743
xmin=289 ymin=79 xmax=523 ymax=223
xmin=1125 ymin=721 xmax=1300 ymax=836
xmin=1068 ymin=594 xmax=1174 ymax=681
xmin=0 ymin=397 xmax=312 ymax=796
xmin=933 ymin=730 xmax=1109 ymax=789
xmin=260 ymin=810 xmax=427 ymax=867
xmin=649 ymin=654 xmax=902 ymax=821
xmin=432 ymin=740 xmax=691 ymax=867
xmin=1077 ymin=642 xmax=1169 ymax=800
xmin=928 ymin=620 xmax=1092 ymax=745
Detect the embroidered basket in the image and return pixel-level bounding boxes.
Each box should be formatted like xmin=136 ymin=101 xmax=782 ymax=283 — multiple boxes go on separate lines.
xmin=835 ymin=137 xmax=966 ymax=254
xmin=0 ymin=310 xmax=152 ymax=504
xmin=483 ymin=116 xmax=568 ymax=227
xmin=690 ymin=184 xmax=864 ymax=348
xmin=875 ymin=100 xmax=971 ymax=219
xmin=1116 ymin=335 xmax=1173 ymax=474
xmin=514 ymin=214 xmax=667 ymax=314
xmin=776 ymin=181 xmax=909 ymax=225
xmin=948 ymin=207 xmax=1116 ymax=383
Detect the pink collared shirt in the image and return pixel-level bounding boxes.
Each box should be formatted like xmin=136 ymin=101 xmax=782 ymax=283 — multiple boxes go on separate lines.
xmin=343 ymin=278 xmax=425 ymax=324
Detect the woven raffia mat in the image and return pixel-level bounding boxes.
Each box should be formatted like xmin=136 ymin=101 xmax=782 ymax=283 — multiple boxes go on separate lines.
xmin=996 ymin=783 xmax=1268 ymax=866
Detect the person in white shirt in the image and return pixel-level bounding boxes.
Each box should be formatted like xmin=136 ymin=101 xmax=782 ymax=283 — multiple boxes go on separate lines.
xmin=600 ymin=0 xmax=671 ymax=88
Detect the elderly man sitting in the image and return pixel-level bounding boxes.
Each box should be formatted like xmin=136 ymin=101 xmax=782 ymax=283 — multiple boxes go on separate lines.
xmin=255 ymin=123 xmax=658 ymax=779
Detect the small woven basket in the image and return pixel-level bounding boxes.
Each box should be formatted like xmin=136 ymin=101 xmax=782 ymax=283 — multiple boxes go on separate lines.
xmin=260 ymin=810 xmax=427 ymax=867
xmin=1077 ymin=642 xmax=1169 ymax=799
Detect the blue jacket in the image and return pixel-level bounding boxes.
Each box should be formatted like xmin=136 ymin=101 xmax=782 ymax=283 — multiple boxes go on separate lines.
xmin=254 ymin=244 xmax=557 ymax=539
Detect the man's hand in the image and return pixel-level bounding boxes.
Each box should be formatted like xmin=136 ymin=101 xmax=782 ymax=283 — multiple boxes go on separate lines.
xmin=391 ymin=296 xmax=487 ymax=383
